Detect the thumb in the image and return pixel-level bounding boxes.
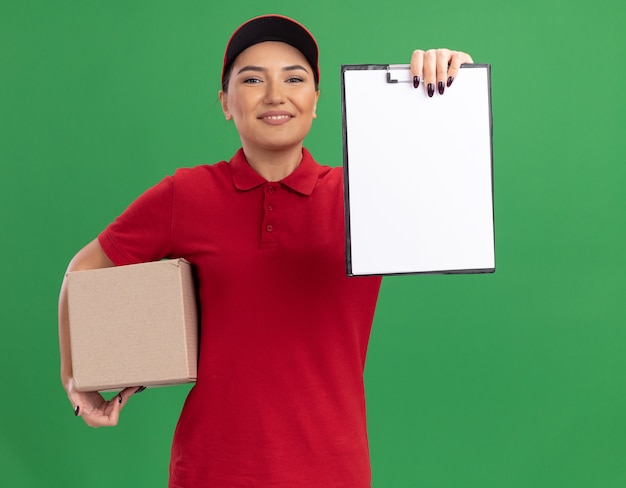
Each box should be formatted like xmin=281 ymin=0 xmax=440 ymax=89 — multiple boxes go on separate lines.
xmin=104 ymin=392 xmax=124 ymax=426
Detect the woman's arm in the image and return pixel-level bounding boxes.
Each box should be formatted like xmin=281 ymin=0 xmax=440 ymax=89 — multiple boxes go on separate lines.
xmin=58 ymin=238 xmax=139 ymax=427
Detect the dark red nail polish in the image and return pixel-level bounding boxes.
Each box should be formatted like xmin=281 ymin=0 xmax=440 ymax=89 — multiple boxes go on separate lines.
xmin=427 ymin=83 xmax=435 ymax=98
xmin=118 ymin=394 xmax=123 ymax=404
xmin=74 ymin=405 xmax=80 ymax=416
xmin=447 ymin=76 xmax=454 ymax=87
xmin=413 ymin=76 xmax=420 ymax=89
xmin=134 ymin=386 xmax=147 ymax=394
xmin=438 ymin=81 xmax=445 ymax=95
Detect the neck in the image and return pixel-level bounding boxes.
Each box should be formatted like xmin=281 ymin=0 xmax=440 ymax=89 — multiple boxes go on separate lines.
xmin=242 ymin=145 xmax=304 ymax=182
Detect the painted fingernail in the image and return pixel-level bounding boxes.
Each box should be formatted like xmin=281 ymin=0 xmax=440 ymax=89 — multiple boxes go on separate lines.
xmin=447 ymin=76 xmax=454 ymax=87
xmin=438 ymin=81 xmax=445 ymax=95
xmin=427 ymin=83 xmax=435 ymax=98
xmin=413 ymin=76 xmax=420 ymax=89
xmin=74 ymin=405 xmax=80 ymax=416
xmin=134 ymin=386 xmax=147 ymax=394
xmin=118 ymin=394 xmax=123 ymax=404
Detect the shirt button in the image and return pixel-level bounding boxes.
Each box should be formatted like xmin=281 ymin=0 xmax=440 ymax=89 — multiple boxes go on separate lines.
xmin=267 ymin=186 xmax=275 ymax=193
xmin=266 ymin=225 xmax=273 ymax=232
xmin=267 ymin=205 xmax=273 ymax=212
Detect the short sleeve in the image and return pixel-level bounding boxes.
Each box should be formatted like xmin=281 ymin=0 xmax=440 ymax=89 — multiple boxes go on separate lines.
xmin=98 ymin=176 xmax=174 ymax=265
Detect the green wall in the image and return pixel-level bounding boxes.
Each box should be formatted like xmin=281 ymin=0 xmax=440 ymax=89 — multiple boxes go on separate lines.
xmin=1 ymin=0 xmax=624 ymax=486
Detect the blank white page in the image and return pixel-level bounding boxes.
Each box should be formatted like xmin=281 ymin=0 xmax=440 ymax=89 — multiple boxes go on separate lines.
xmin=342 ymin=64 xmax=494 ymax=276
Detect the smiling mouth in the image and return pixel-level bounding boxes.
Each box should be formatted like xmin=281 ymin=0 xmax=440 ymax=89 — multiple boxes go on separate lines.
xmin=260 ymin=115 xmax=292 ymax=121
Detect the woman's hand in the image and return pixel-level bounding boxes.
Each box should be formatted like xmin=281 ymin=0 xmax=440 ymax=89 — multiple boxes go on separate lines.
xmin=410 ymin=49 xmax=474 ymax=97
xmin=68 ymin=378 xmax=143 ymax=428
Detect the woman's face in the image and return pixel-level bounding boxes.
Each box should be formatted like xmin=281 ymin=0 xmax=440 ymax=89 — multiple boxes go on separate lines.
xmin=219 ymin=41 xmax=319 ymax=155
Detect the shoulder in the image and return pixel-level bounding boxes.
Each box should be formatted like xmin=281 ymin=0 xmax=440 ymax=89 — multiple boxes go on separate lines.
xmin=170 ymin=160 xmax=232 ymax=193
xmin=316 ymin=163 xmax=344 ymax=187
xmin=173 ymin=160 xmax=230 ymax=181
xmin=303 ymin=148 xmax=344 ymax=185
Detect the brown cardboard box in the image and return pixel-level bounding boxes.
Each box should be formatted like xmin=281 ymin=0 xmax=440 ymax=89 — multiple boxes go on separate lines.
xmin=67 ymin=259 xmax=198 ymax=392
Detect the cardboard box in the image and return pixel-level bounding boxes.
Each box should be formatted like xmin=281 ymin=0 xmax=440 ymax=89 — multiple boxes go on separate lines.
xmin=67 ymin=259 xmax=198 ymax=392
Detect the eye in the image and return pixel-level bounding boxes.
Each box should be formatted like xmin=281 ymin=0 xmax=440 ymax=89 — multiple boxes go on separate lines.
xmin=286 ymin=76 xmax=304 ymax=83
xmin=242 ymin=77 xmax=262 ymax=84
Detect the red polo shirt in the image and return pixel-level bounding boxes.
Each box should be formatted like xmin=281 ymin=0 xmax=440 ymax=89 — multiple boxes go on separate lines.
xmin=99 ymin=148 xmax=382 ymax=488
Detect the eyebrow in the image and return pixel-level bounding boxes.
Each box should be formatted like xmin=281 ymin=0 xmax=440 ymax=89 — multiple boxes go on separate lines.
xmin=236 ymin=65 xmax=310 ymax=75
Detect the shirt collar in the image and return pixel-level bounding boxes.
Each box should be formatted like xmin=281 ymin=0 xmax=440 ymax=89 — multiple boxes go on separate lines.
xmin=230 ymin=148 xmax=320 ymax=196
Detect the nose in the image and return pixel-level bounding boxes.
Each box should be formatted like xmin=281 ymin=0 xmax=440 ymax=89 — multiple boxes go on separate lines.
xmin=264 ymin=79 xmax=285 ymax=105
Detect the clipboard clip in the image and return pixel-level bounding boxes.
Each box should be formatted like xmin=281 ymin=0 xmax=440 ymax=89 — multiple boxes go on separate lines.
xmin=386 ymin=64 xmax=410 ymax=84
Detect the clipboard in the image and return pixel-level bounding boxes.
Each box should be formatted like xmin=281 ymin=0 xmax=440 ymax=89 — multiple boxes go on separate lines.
xmin=341 ymin=64 xmax=495 ymax=276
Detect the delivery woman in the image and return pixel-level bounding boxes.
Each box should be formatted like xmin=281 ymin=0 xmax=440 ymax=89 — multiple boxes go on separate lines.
xmin=58 ymin=14 xmax=473 ymax=487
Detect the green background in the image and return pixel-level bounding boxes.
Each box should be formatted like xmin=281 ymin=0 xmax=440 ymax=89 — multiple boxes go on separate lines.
xmin=1 ymin=0 xmax=624 ymax=486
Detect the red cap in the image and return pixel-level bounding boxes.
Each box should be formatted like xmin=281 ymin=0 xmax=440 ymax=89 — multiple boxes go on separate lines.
xmin=222 ymin=15 xmax=320 ymax=90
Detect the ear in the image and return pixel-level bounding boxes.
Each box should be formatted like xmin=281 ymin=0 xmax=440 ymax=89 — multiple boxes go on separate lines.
xmin=312 ymin=89 xmax=320 ymax=119
xmin=219 ymin=90 xmax=232 ymax=121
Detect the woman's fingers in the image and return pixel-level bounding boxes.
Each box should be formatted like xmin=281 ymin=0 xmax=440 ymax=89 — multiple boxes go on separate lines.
xmin=409 ymin=49 xmax=424 ymax=89
xmin=423 ymin=49 xmax=438 ymax=97
xmin=435 ymin=49 xmax=452 ymax=95
xmin=446 ymin=51 xmax=474 ymax=89
xmin=410 ymin=49 xmax=474 ymax=96
xmin=69 ymin=380 xmax=142 ymax=428
xmin=72 ymin=391 xmax=121 ymax=428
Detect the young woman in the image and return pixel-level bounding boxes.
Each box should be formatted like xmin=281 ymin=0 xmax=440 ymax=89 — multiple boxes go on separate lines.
xmin=58 ymin=14 xmax=473 ymax=487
